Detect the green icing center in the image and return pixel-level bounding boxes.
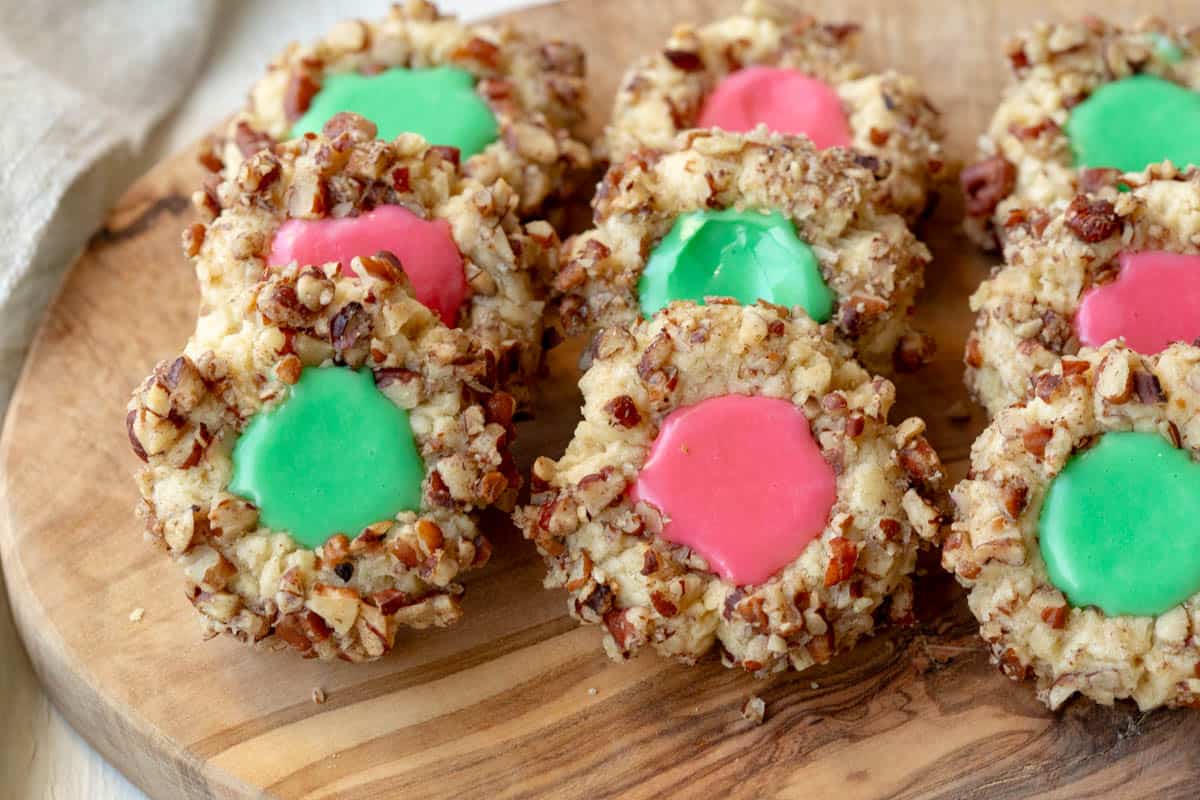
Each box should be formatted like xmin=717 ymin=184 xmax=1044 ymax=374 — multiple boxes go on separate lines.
xmin=228 ymin=366 xmax=424 ymax=549
xmin=1039 ymin=431 xmax=1200 ymax=617
xmin=291 ymin=66 xmax=499 ymax=158
xmin=637 ymin=209 xmax=834 ymax=323
xmin=1066 ymin=74 xmax=1200 ymax=175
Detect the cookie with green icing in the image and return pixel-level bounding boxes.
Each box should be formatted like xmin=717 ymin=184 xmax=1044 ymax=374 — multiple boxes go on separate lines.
xmin=552 ymin=128 xmax=934 ymax=375
xmin=127 ymin=262 xmax=518 ymax=662
xmin=216 ymin=0 xmax=591 ymax=217
xmin=963 ymin=15 xmax=1200 ymax=250
xmin=946 ymin=340 xmax=1200 ymax=710
xmin=289 ymin=66 xmax=499 ymax=159
xmin=637 ymin=209 xmax=835 ymax=323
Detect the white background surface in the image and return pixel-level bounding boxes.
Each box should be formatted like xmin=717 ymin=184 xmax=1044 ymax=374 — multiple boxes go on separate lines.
xmin=1 ymin=1 xmax=542 ymax=798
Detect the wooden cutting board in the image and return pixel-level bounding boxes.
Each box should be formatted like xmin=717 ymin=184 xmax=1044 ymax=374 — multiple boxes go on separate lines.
xmin=3 ymin=1 xmax=1199 ymax=798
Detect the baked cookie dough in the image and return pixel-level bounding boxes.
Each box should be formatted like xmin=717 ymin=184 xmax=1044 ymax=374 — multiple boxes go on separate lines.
xmin=190 ymin=112 xmax=558 ymax=405
xmin=127 ymin=263 xmax=518 ymax=661
xmin=604 ymin=0 xmax=945 ymax=222
xmin=516 ymin=301 xmax=945 ymax=675
xmin=207 ymin=0 xmax=591 ymax=217
xmin=554 ymin=127 xmax=935 ymax=374
xmin=946 ymin=341 xmax=1200 ymax=710
xmin=965 ymin=164 xmax=1200 ymax=416
xmin=962 ymin=16 xmax=1200 ymax=249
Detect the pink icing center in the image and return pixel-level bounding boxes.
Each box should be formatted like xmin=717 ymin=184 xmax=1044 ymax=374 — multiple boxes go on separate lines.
xmin=1076 ymin=251 xmax=1200 ymax=354
xmin=631 ymin=394 xmax=836 ymax=586
xmin=696 ymin=65 xmax=852 ymax=149
xmin=268 ymin=205 xmax=467 ymax=326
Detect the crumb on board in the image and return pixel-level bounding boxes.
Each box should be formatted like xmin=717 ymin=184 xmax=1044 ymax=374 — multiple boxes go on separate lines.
xmin=129 ymin=608 xmax=145 ymax=622
xmin=946 ymin=400 xmax=971 ymax=422
xmin=587 ymin=687 xmax=598 ymax=696
xmin=810 ymin=681 xmax=820 ymax=689
xmin=741 ymin=695 xmax=766 ymax=725
xmin=312 ymin=687 xmax=326 ymax=705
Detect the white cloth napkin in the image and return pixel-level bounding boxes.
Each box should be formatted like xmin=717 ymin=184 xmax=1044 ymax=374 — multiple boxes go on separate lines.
xmin=0 ymin=0 xmax=218 ymax=413
xmin=0 ymin=4 xmax=216 ymax=798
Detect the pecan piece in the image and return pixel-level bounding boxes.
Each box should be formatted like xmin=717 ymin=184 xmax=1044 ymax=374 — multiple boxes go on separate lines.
xmin=375 ymin=367 xmax=420 ymax=388
xmin=275 ymin=612 xmax=315 ymax=653
xmin=356 ymin=251 xmax=405 ymax=283
xmin=663 ymin=49 xmax=703 ymax=71
xmin=453 ymin=36 xmax=500 ymax=68
xmin=1060 ymin=358 xmax=1090 ymax=376
xmin=127 ymin=409 xmax=148 ymax=462
xmin=1001 ymin=480 xmax=1029 ymax=519
xmin=824 ymin=538 xmax=858 ymax=586
xmin=415 ymin=519 xmax=444 ymax=553
xmin=897 ymin=437 xmax=943 ymax=486
xmin=1064 ymin=196 xmax=1120 ymax=243
xmin=390 ymin=538 xmax=421 ymax=568
xmin=999 ymin=648 xmax=1031 ymax=680
xmin=391 ymin=166 xmax=411 ymax=192
xmin=878 ymin=518 xmax=902 ymax=540
xmin=1079 ymin=167 xmax=1122 ymax=193
xmin=844 ymin=413 xmax=865 ymax=438
xmin=427 ymin=470 xmax=453 ymax=507
xmin=181 ymin=223 xmax=206 ymax=258
xmin=650 ymin=591 xmax=678 ymax=617
xmin=723 ymin=589 xmax=745 ymax=621
xmin=637 ymin=331 xmax=674 ymax=379
xmin=1032 ymin=372 xmax=1063 ymax=402
xmin=603 ymin=608 xmax=638 ymax=654
xmin=275 ymin=354 xmax=302 ymax=385
xmin=604 ymin=395 xmax=641 ymax=428
xmin=1022 ymin=425 xmax=1053 ymax=459
xmin=893 ymin=331 xmax=936 ymax=372
xmin=1097 ymin=354 xmax=1133 ymax=403
xmin=823 ymin=22 xmax=861 ymax=41
xmin=964 ymin=335 xmax=984 ymax=369
xmin=234 ymin=121 xmax=274 ymax=159
xmin=284 ymin=73 xmax=321 ymax=122
xmin=476 ymin=471 xmax=509 ymax=504
xmin=430 ymin=145 xmax=461 ymax=167
xmin=1010 ymin=118 xmax=1061 ymax=141
xmin=581 ymin=583 xmax=614 ymax=619
xmin=1134 ymin=371 xmax=1165 ymax=404
xmin=330 ymin=301 xmax=371 ymax=357
xmin=1041 ymin=605 xmax=1067 ymax=629
xmin=737 ymin=595 xmax=769 ymax=629
xmin=837 ymin=295 xmax=888 ymax=339
xmin=961 ymin=156 xmax=1016 ymax=217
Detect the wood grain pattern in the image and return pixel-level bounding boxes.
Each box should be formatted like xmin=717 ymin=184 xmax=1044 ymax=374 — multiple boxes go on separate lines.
xmin=2 ymin=1 xmax=1199 ymax=798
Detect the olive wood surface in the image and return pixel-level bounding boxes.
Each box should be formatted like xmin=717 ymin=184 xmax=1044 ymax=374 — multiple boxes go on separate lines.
xmin=1 ymin=1 xmax=1197 ymax=798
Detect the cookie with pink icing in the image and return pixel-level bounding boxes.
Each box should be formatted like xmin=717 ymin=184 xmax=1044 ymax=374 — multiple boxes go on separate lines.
xmin=268 ymin=206 xmax=467 ymax=327
xmin=188 ymin=113 xmax=559 ymax=406
xmin=516 ymin=301 xmax=945 ymax=675
xmin=631 ymin=394 xmax=837 ymax=587
xmin=966 ymin=165 xmax=1200 ymax=417
xmin=603 ymin=1 xmax=945 ymax=222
